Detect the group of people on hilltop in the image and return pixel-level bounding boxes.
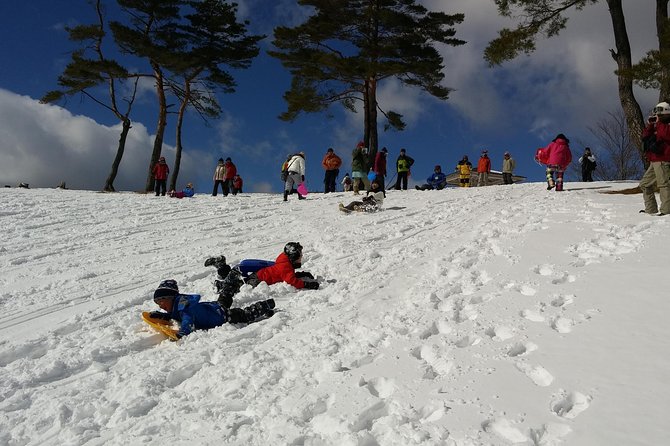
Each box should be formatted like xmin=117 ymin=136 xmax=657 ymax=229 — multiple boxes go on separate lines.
xmin=150 ymin=155 xmax=243 ymax=198
xmin=149 ymin=242 xmax=319 ymax=339
xmin=213 ymin=157 xmax=243 ymax=196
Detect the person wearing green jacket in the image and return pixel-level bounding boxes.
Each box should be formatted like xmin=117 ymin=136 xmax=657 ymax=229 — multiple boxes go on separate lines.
xmin=393 ymin=148 xmax=415 ymax=190
xmin=351 ymin=141 xmax=370 ymax=195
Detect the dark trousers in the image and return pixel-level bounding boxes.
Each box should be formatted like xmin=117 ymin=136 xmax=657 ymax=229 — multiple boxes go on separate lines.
xmin=502 ymin=173 xmax=513 ymax=184
xmin=394 ymin=172 xmax=408 ymax=190
xmin=222 ymin=179 xmax=232 ymax=196
xmin=582 ymin=170 xmax=593 ymax=182
xmin=216 ymin=269 xmax=261 ymax=308
xmin=155 ymin=179 xmax=167 ymax=196
xmin=213 ymin=180 xmax=225 ymax=196
xmin=324 ymin=169 xmax=338 ymax=193
xmin=375 ymin=174 xmax=386 ymax=197
xmin=227 ymin=300 xmax=274 ymax=324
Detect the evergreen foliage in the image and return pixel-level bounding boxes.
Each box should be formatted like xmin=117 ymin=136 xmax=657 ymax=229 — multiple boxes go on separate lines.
xmin=269 ymin=0 xmax=465 ymax=153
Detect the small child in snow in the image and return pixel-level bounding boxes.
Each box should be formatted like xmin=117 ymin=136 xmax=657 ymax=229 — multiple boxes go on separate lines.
xmin=169 ymin=182 xmax=195 ymax=198
xmin=204 ymin=242 xmax=319 ymax=308
xmin=149 ymin=279 xmax=275 ymax=339
xmin=339 ymin=180 xmax=384 ymax=212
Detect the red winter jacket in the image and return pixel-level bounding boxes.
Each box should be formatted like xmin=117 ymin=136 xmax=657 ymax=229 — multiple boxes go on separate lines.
xmin=643 ymin=121 xmax=670 ymax=162
xmin=544 ymin=137 xmax=573 ymax=169
xmin=224 ymin=161 xmax=237 ymax=180
xmin=152 ymin=162 xmax=169 ymax=180
xmin=373 ymin=152 xmax=387 ymax=176
xmin=477 ymin=156 xmax=491 ymax=173
xmin=256 ymin=252 xmax=305 ymax=289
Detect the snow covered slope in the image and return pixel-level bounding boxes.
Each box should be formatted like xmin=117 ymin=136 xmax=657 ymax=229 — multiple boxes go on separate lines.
xmin=0 ymin=183 xmax=668 ymax=445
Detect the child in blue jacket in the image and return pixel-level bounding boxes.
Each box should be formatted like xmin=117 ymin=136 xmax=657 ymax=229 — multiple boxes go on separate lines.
xmin=149 ymin=279 xmax=275 ymax=339
xmin=415 ymin=165 xmax=447 ymax=190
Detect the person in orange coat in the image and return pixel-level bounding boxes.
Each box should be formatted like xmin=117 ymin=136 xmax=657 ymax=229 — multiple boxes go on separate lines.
xmin=476 ymin=150 xmax=491 ymax=187
xmin=322 ymin=148 xmax=342 ymax=193
xmin=152 ymin=156 xmax=170 ymax=196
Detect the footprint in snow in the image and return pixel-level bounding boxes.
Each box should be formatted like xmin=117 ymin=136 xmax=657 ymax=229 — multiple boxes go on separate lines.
xmin=533 ymin=264 xmax=555 ymax=276
xmin=485 ymin=325 xmax=515 ymax=342
xmin=521 ymin=309 xmax=545 ymax=322
xmin=551 ymin=316 xmax=573 ymax=333
xmin=360 ymin=376 xmax=396 ymax=398
xmin=507 ymin=341 xmax=538 ymax=357
xmin=551 ymin=391 xmax=591 ymax=419
xmin=516 ymin=362 xmax=554 ymax=386
xmin=551 ymin=294 xmax=575 ymax=307
xmin=482 ymin=417 xmax=528 ymax=443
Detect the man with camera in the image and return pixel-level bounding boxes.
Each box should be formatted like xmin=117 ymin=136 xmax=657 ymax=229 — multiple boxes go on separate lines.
xmin=639 ymin=101 xmax=670 ymax=215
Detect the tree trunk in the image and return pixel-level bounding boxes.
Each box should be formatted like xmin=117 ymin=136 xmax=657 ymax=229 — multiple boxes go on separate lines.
xmin=367 ymin=76 xmax=379 ymax=171
xmin=606 ymin=0 xmax=646 ymax=168
xmin=363 ymin=79 xmax=371 ymax=152
xmin=656 ymin=0 xmax=670 ymax=100
xmin=103 ymin=118 xmax=131 ymax=192
xmin=145 ymin=64 xmax=168 ymax=192
xmin=170 ymin=82 xmax=190 ymax=192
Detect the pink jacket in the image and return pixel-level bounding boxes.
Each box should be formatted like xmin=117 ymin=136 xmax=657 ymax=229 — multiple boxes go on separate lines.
xmin=544 ymin=138 xmax=572 ymax=169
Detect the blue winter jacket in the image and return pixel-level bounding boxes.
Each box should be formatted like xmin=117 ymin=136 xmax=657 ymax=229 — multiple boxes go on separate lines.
xmin=164 ymin=294 xmax=227 ymax=337
xmin=182 ymin=186 xmax=195 ymax=197
xmin=427 ymin=172 xmax=447 ymax=188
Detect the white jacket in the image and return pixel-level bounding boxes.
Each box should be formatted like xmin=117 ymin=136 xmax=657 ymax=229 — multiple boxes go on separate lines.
xmin=286 ymin=155 xmax=305 ymax=176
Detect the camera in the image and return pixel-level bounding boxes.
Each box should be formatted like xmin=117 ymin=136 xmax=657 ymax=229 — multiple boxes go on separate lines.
xmin=648 ymin=116 xmax=657 ymax=123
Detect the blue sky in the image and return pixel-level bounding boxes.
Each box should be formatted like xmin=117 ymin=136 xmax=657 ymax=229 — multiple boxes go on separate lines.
xmin=0 ymin=0 xmax=659 ymax=192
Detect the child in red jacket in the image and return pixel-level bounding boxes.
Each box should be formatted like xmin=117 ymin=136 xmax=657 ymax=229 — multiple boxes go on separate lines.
xmin=204 ymin=242 xmax=318 ymax=308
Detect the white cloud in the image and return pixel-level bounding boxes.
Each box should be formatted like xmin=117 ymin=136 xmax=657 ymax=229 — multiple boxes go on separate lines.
xmin=0 ymin=89 xmax=205 ymax=191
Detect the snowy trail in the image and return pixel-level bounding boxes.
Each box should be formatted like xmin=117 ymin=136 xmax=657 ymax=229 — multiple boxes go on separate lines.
xmin=0 ymin=183 xmax=667 ymax=445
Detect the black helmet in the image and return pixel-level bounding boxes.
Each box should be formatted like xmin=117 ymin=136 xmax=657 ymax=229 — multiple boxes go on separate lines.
xmin=284 ymin=242 xmax=303 ymax=264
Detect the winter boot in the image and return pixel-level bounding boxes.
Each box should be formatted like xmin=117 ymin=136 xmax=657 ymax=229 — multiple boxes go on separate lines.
xmin=228 ymin=299 xmax=274 ymax=324
xmin=217 ymin=269 xmax=243 ymax=309
xmin=283 ymin=191 xmax=288 ymax=201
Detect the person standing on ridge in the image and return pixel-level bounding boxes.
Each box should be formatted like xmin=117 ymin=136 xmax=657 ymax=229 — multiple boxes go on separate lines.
xmin=351 ymin=142 xmax=370 ymax=195
xmin=322 ymin=147 xmax=342 ymax=193
xmin=456 ymin=155 xmax=473 ymax=187
xmin=152 ymin=156 xmax=169 ymax=196
xmin=639 ymin=102 xmax=670 ymax=215
xmin=212 ymin=158 xmax=225 ymax=196
xmin=373 ymin=147 xmax=388 ymax=197
xmin=284 ymin=152 xmax=306 ymax=201
xmin=393 ymin=148 xmax=414 ymax=190
xmin=476 ymin=150 xmax=491 ymax=186
xmin=502 ymin=151 xmax=516 ymax=185
xmin=579 ymin=147 xmax=597 ymax=182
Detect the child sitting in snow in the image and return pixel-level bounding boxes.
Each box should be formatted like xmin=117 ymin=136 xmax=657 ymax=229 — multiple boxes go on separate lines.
xmin=149 ymin=279 xmax=275 ymax=339
xmin=339 ymin=180 xmax=384 ymax=213
xmin=168 ymin=182 xmax=195 ymax=198
xmin=204 ymin=242 xmax=319 ymax=308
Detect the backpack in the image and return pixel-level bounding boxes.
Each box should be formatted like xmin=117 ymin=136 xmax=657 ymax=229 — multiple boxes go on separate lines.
xmin=281 ymin=161 xmax=289 ymax=182
xmin=643 ymin=133 xmax=662 ymax=155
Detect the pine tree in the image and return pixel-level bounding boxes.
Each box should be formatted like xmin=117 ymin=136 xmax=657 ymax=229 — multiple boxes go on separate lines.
xmin=41 ymin=0 xmax=140 ymax=192
xmin=165 ymin=0 xmax=263 ymax=191
xmin=269 ymin=0 xmax=464 ymax=159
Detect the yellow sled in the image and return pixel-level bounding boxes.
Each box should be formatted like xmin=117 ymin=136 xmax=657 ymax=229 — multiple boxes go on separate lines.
xmin=141 ymin=311 xmax=179 ymax=341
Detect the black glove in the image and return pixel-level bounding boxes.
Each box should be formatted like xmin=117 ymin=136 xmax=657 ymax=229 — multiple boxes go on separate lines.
xmin=301 ymin=175 xmax=305 ymax=182
xmin=303 ymin=281 xmax=319 ymax=290
xmin=149 ymin=311 xmax=170 ymax=321
xmin=295 ymin=271 xmax=314 ymax=280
